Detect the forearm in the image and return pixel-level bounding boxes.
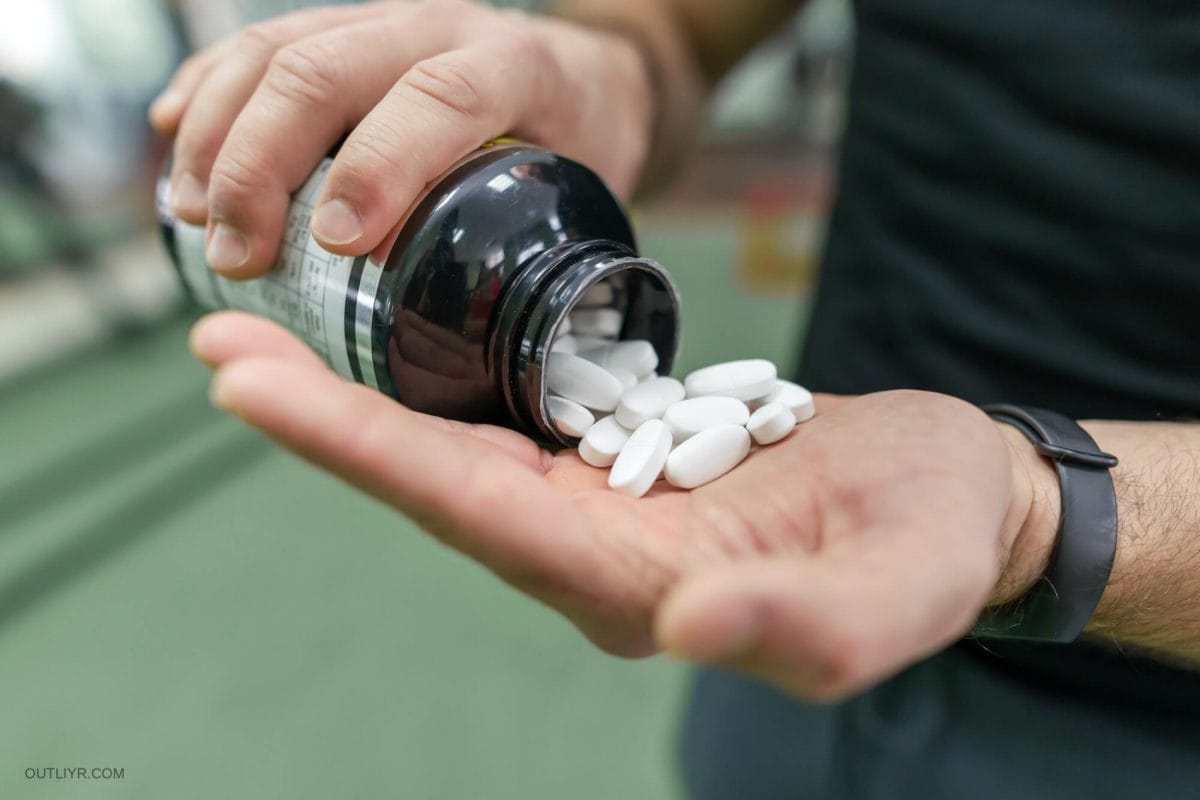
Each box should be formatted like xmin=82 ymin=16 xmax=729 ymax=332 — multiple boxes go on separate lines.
xmin=1082 ymin=420 xmax=1200 ymax=663
xmin=1000 ymin=418 xmax=1200 ymax=666
xmin=555 ymin=0 xmax=804 ymax=192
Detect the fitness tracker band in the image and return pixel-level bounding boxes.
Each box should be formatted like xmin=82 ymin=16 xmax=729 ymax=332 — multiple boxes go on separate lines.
xmin=972 ymin=404 xmax=1119 ymax=643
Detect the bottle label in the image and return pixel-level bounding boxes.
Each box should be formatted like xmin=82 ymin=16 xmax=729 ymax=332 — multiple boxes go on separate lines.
xmin=173 ymin=159 xmax=385 ymax=390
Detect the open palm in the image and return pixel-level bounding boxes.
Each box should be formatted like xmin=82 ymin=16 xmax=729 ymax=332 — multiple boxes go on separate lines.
xmin=193 ymin=311 xmax=1029 ymax=699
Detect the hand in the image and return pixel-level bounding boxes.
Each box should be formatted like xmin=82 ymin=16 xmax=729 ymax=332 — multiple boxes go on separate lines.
xmin=191 ymin=311 xmax=1060 ymax=699
xmin=149 ymin=0 xmax=653 ymax=277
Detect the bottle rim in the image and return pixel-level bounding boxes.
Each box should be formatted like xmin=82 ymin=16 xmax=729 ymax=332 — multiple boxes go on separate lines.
xmin=490 ymin=240 xmax=681 ymax=447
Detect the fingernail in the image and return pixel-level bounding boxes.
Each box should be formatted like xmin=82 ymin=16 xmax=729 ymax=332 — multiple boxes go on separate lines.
xmin=312 ymin=199 xmax=363 ymax=246
xmin=172 ymin=171 xmax=206 ymax=216
xmin=206 ymin=223 xmax=249 ymax=273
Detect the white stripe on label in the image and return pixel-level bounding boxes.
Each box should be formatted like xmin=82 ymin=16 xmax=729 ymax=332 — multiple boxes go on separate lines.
xmin=354 ymin=258 xmax=385 ymax=391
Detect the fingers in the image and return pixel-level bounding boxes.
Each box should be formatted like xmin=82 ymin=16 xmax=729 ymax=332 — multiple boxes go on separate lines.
xmin=149 ymin=42 xmax=232 ymax=136
xmin=201 ymin=5 xmax=470 ymax=277
xmin=310 ymin=20 xmax=559 ymax=256
xmin=191 ymin=310 xmax=549 ymax=470
xmin=157 ymin=0 xmax=657 ymax=284
xmin=655 ymin=528 xmax=997 ymax=701
xmin=166 ymin=4 xmax=389 ymax=227
xmin=189 ymin=310 xmax=325 ymax=369
xmin=206 ymin=354 xmax=593 ymax=586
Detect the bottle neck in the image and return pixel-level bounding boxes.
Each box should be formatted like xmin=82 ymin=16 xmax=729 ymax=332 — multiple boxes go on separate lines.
xmin=491 ymin=240 xmax=681 ymax=446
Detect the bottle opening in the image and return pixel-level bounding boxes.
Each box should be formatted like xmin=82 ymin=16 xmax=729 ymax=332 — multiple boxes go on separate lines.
xmin=491 ymin=241 xmax=682 ymax=447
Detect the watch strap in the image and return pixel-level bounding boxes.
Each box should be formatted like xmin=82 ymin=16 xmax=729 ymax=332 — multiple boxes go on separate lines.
xmin=973 ymin=404 xmax=1119 ymax=642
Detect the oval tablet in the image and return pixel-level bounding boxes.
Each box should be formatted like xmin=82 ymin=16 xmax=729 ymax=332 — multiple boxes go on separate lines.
xmin=684 ymin=359 xmax=777 ymax=401
xmin=755 ymin=380 xmax=815 ymax=422
xmin=608 ymin=367 xmax=639 ymax=390
xmin=550 ymin=334 xmax=577 ymax=354
xmin=569 ymin=307 xmax=623 ymax=338
xmin=546 ymin=353 xmax=624 ymax=412
xmin=615 ymin=376 xmax=686 ymax=429
xmin=665 ymin=424 xmax=751 ymax=489
xmin=608 ymin=419 xmax=673 ymax=498
xmin=547 ymin=396 xmax=594 ymax=437
xmin=663 ymin=396 xmax=750 ymax=442
xmin=578 ymin=415 xmax=632 ymax=468
xmin=578 ymin=339 xmax=658 ymax=378
xmin=746 ymin=401 xmax=796 ymax=445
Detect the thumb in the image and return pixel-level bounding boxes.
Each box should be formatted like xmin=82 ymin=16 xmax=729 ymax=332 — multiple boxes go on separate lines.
xmin=653 ymin=538 xmax=994 ymax=701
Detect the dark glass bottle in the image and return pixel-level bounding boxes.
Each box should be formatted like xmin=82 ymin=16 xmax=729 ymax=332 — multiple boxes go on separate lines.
xmin=156 ymin=143 xmax=681 ymax=446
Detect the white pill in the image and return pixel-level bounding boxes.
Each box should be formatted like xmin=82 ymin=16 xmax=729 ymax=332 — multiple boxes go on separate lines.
xmin=665 ymin=424 xmax=751 ymax=489
xmin=569 ymin=307 xmax=623 ymax=338
xmin=546 ymin=396 xmax=595 ymax=437
xmin=609 ymin=367 xmax=639 ymax=390
xmin=578 ymin=415 xmax=632 ymax=468
xmin=663 ymin=396 xmax=750 ymax=442
xmin=608 ymin=419 xmax=672 ymax=498
xmin=578 ymin=339 xmax=658 ymax=378
xmin=546 ymin=353 xmax=624 ymax=412
xmin=550 ymin=334 xmax=577 ymax=354
xmin=579 ymin=282 xmax=615 ymax=307
xmin=755 ymin=380 xmax=815 ymax=422
xmin=684 ymin=359 xmax=777 ymax=401
xmin=746 ymin=401 xmax=796 ymax=445
xmin=615 ymin=376 xmax=686 ymax=429
xmin=557 ymin=316 xmax=572 ymax=335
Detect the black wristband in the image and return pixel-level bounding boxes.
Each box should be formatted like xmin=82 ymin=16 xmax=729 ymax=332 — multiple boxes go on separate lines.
xmin=972 ymin=404 xmax=1119 ymax=643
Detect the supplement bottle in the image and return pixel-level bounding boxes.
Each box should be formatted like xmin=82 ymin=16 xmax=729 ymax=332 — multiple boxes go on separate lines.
xmin=156 ymin=143 xmax=681 ymax=446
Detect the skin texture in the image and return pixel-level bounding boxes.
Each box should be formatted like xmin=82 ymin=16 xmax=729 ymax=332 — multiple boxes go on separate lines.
xmin=1080 ymin=422 xmax=1200 ymax=666
xmin=149 ymin=0 xmax=802 ymax=277
xmin=189 ymin=312 xmax=1056 ymax=700
xmin=150 ymin=0 xmax=654 ymax=277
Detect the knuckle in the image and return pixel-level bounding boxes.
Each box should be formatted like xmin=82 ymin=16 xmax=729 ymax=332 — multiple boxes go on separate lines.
xmin=208 ymin=152 xmax=271 ymax=210
xmin=264 ymin=40 xmax=343 ymax=107
xmin=492 ymin=24 xmax=559 ymax=111
xmin=402 ymin=58 xmax=490 ymax=120
xmin=173 ymin=124 xmax=224 ymax=171
xmin=335 ymin=124 xmax=411 ymax=202
xmin=234 ymin=22 xmax=282 ymax=59
xmin=498 ymin=20 xmax=542 ymax=59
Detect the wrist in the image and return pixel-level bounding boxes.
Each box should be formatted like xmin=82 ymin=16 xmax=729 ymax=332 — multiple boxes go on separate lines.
xmin=587 ymin=25 xmax=658 ymax=173
xmin=990 ymin=421 xmax=1061 ymax=606
xmin=554 ymin=1 xmax=705 ymax=195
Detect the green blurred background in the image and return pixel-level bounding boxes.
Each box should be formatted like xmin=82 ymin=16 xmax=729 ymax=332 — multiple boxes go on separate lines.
xmin=0 ymin=1 xmax=849 ymax=796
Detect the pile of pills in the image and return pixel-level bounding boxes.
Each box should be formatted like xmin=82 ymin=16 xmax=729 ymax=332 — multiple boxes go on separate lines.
xmin=543 ymin=280 xmax=814 ymax=498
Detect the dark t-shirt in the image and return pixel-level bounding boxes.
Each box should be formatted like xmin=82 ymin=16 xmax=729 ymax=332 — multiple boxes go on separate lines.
xmin=684 ymin=0 xmax=1200 ymax=796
